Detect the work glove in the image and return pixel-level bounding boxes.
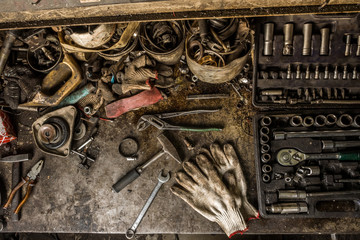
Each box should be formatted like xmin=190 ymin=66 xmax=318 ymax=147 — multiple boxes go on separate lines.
xmin=171 ymin=143 xmax=258 ymax=238
xmin=207 ymin=144 xmax=258 ymax=221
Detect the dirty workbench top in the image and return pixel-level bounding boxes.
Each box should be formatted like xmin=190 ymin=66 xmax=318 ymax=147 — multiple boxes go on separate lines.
xmin=1 ymin=81 xmax=360 ymax=235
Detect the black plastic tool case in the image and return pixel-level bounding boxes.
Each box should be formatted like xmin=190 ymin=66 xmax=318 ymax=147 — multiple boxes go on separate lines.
xmin=254 ymin=111 xmax=360 ymax=218
xmin=253 ymin=14 xmax=360 ymax=218
xmin=253 ymin=14 xmax=360 ymax=108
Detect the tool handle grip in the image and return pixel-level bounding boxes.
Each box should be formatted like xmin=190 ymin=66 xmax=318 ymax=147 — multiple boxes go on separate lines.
xmin=339 ymin=153 xmax=360 ymax=161
xmin=112 ymin=169 xmax=140 ymax=193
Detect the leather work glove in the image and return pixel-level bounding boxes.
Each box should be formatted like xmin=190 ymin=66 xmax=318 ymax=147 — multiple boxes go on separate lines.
xmin=171 ymin=143 xmax=258 ymax=238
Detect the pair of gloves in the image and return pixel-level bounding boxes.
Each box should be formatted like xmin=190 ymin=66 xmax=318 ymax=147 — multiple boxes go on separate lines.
xmin=171 ymin=143 xmax=259 ymax=238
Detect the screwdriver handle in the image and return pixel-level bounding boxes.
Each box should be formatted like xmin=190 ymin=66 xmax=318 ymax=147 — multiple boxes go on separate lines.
xmin=112 ymin=169 xmax=140 ymax=193
xmin=339 ymin=152 xmax=360 ymax=161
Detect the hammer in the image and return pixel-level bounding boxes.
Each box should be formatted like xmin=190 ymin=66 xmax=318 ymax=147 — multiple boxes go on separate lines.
xmin=112 ymin=134 xmax=181 ymax=193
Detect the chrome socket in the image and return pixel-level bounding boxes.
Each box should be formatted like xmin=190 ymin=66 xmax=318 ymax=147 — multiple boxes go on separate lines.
xmin=261 ymin=144 xmax=270 ymax=154
xmin=302 ymin=116 xmax=314 ymax=127
xmin=302 ymin=23 xmax=312 ymax=56
xmin=352 ymin=115 xmax=360 ymax=128
xmin=262 ymin=164 xmax=272 ymax=173
xmin=289 ymin=115 xmax=303 ymax=127
xmin=261 ymin=153 xmax=271 ymax=163
xmin=260 ymin=134 xmax=270 ymax=144
xmin=264 ymin=23 xmax=274 ymax=56
xmin=314 ymin=115 xmax=326 ymax=127
xmin=262 ymin=173 xmax=271 ymax=183
xmin=261 ymin=116 xmax=272 ymax=126
xmin=336 ymin=114 xmax=353 ymax=128
xmin=325 ymin=114 xmax=337 ymax=126
xmin=260 ymin=126 xmax=270 ymax=135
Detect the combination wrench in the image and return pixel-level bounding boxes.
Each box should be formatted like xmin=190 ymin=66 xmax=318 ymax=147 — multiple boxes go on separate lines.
xmin=125 ymin=170 xmax=170 ymax=239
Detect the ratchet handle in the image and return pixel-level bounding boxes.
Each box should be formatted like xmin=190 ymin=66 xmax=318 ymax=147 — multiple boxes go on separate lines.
xmin=112 ymin=169 xmax=140 ymax=193
xmin=339 ymin=153 xmax=360 ymax=161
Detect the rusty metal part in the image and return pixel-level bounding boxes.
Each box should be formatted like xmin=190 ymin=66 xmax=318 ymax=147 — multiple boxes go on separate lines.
xmin=0 ymin=30 xmax=19 ymax=77
xmin=65 ymin=24 xmax=116 ymax=48
xmin=198 ymin=55 xmax=217 ymax=66
xmin=188 ymin=40 xmax=203 ymax=61
xmin=186 ymin=36 xmax=250 ymax=83
xmin=20 ymin=52 xmax=81 ymax=107
xmin=24 ymin=29 xmax=63 ymax=72
xmin=140 ymin=21 xmax=185 ymax=65
xmin=32 ymin=106 xmax=77 ymax=157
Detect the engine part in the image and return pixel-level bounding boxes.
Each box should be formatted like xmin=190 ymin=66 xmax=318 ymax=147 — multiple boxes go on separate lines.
xmin=0 ymin=30 xmax=19 ymax=77
xmin=314 ymin=115 xmax=326 ymax=127
xmin=302 ymin=23 xmax=312 ymax=56
xmin=262 ymin=164 xmax=272 ymax=173
xmin=325 ymin=114 xmax=337 ymax=126
xmin=73 ymin=122 xmax=87 ymax=141
xmin=65 ymin=24 xmax=116 ymax=49
xmin=32 ymin=106 xmax=77 ymax=157
xmin=320 ymin=27 xmax=330 ymax=56
xmin=119 ymin=137 xmax=139 ymax=158
xmin=20 ymin=52 xmax=82 ymax=107
xmin=261 ymin=153 xmax=271 ymax=163
xmin=261 ymin=116 xmax=272 ymax=126
xmin=262 ymin=174 xmax=271 ymax=183
xmin=266 ymin=203 xmax=308 ymax=214
xmin=336 ymin=114 xmax=353 ymax=128
xmin=274 ymin=129 xmax=360 ymax=140
xmin=261 ymin=144 xmax=270 ymax=154
xmin=282 ymin=23 xmax=294 ymax=55
xmin=263 ymin=23 xmax=274 ymax=56
xmin=302 ymin=116 xmax=314 ymax=127
xmin=24 ymin=29 xmax=63 ymax=72
xmin=140 ymin=21 xmax=184 ymax=65
xmin=289 ymin=116 xmax=303 ymax=127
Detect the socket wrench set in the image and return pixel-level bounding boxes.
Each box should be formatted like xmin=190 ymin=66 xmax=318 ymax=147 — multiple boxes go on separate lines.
xmin=254 ymin=111 xmax=360 ymax=218
xmin=253 ymin=14 xmax=360 ymax=107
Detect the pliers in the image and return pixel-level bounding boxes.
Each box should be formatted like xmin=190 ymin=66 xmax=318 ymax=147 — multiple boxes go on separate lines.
xmin=137 ymin=109 xmax=222 ymax=132
xmin=3 ymin=160 xmax=44 ymax=214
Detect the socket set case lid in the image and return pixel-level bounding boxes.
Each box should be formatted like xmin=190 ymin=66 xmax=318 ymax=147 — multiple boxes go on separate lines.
xmin=252 ymin=14 xmax=360 ymax=109
xmin=254 ymin=111 xmax=360 ymax=218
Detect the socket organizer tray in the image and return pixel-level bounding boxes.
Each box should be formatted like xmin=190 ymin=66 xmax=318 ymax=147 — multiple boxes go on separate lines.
xmin=254 ymin=111 xmax=360 ymax=218
xmin=253 ymin=14 xmax=360 ymax=108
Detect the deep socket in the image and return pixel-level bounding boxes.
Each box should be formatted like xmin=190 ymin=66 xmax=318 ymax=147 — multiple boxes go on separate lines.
xmin=343 ymin=65 xmax=348 ymax=79
xmin=264 ymin=23 xmax=274 ymax=56
xmin=324 ymin=65 xmax=329 ymax=79
xmin=283 ymin=23 xmax=294 ymax=55
xmin=345 ymin=34 xmax=352 ymax=56
xmin=357 ymin=36 xmax=360 ymax=56
xmin=302 ymin=23 xmax=312 ymax=56
xmin=296 ymin=65 xmax=301 ymax=79
xmin=320 ymin=27 xmax=330 ymax=55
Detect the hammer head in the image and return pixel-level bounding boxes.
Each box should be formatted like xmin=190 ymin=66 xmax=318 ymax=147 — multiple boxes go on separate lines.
xmin=157 ymin=134 xmax=181 ymax=164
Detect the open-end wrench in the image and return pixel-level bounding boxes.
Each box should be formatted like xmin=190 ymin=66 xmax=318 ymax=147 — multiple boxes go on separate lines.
xmin=125 ymin=170 xmax=170 ymax=239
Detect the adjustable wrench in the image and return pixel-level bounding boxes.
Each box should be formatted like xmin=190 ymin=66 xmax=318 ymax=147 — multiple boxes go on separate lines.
xmin=125 ymin=170 xmax=170 ymax=239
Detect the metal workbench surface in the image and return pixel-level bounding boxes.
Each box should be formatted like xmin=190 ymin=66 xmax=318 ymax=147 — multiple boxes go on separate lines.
xmin=1 ymin=82 xmax=360 ymax=235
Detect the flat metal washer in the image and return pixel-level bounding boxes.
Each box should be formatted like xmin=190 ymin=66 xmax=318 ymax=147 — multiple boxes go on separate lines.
xmin=118 ymin=138 xmax=139 ymax=157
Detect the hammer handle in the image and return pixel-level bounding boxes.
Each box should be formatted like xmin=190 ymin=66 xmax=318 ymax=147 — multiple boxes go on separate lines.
xmin=112 ymin=169 xmax=140 ymax=193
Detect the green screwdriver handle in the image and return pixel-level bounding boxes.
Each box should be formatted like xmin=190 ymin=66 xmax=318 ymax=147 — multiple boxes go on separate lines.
xmin=339 ymin=152 xmax=360 ymax=161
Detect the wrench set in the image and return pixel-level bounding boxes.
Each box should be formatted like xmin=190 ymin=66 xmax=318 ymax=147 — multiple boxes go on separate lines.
xmin=253 ymin=14 xmax=360 ymax=107
xmin=254 ymin=111 xmax=360 ymax=217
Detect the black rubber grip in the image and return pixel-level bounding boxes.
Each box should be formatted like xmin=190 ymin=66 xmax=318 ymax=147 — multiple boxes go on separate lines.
xmin=112 ymin=169 xmax=140 ymax=193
